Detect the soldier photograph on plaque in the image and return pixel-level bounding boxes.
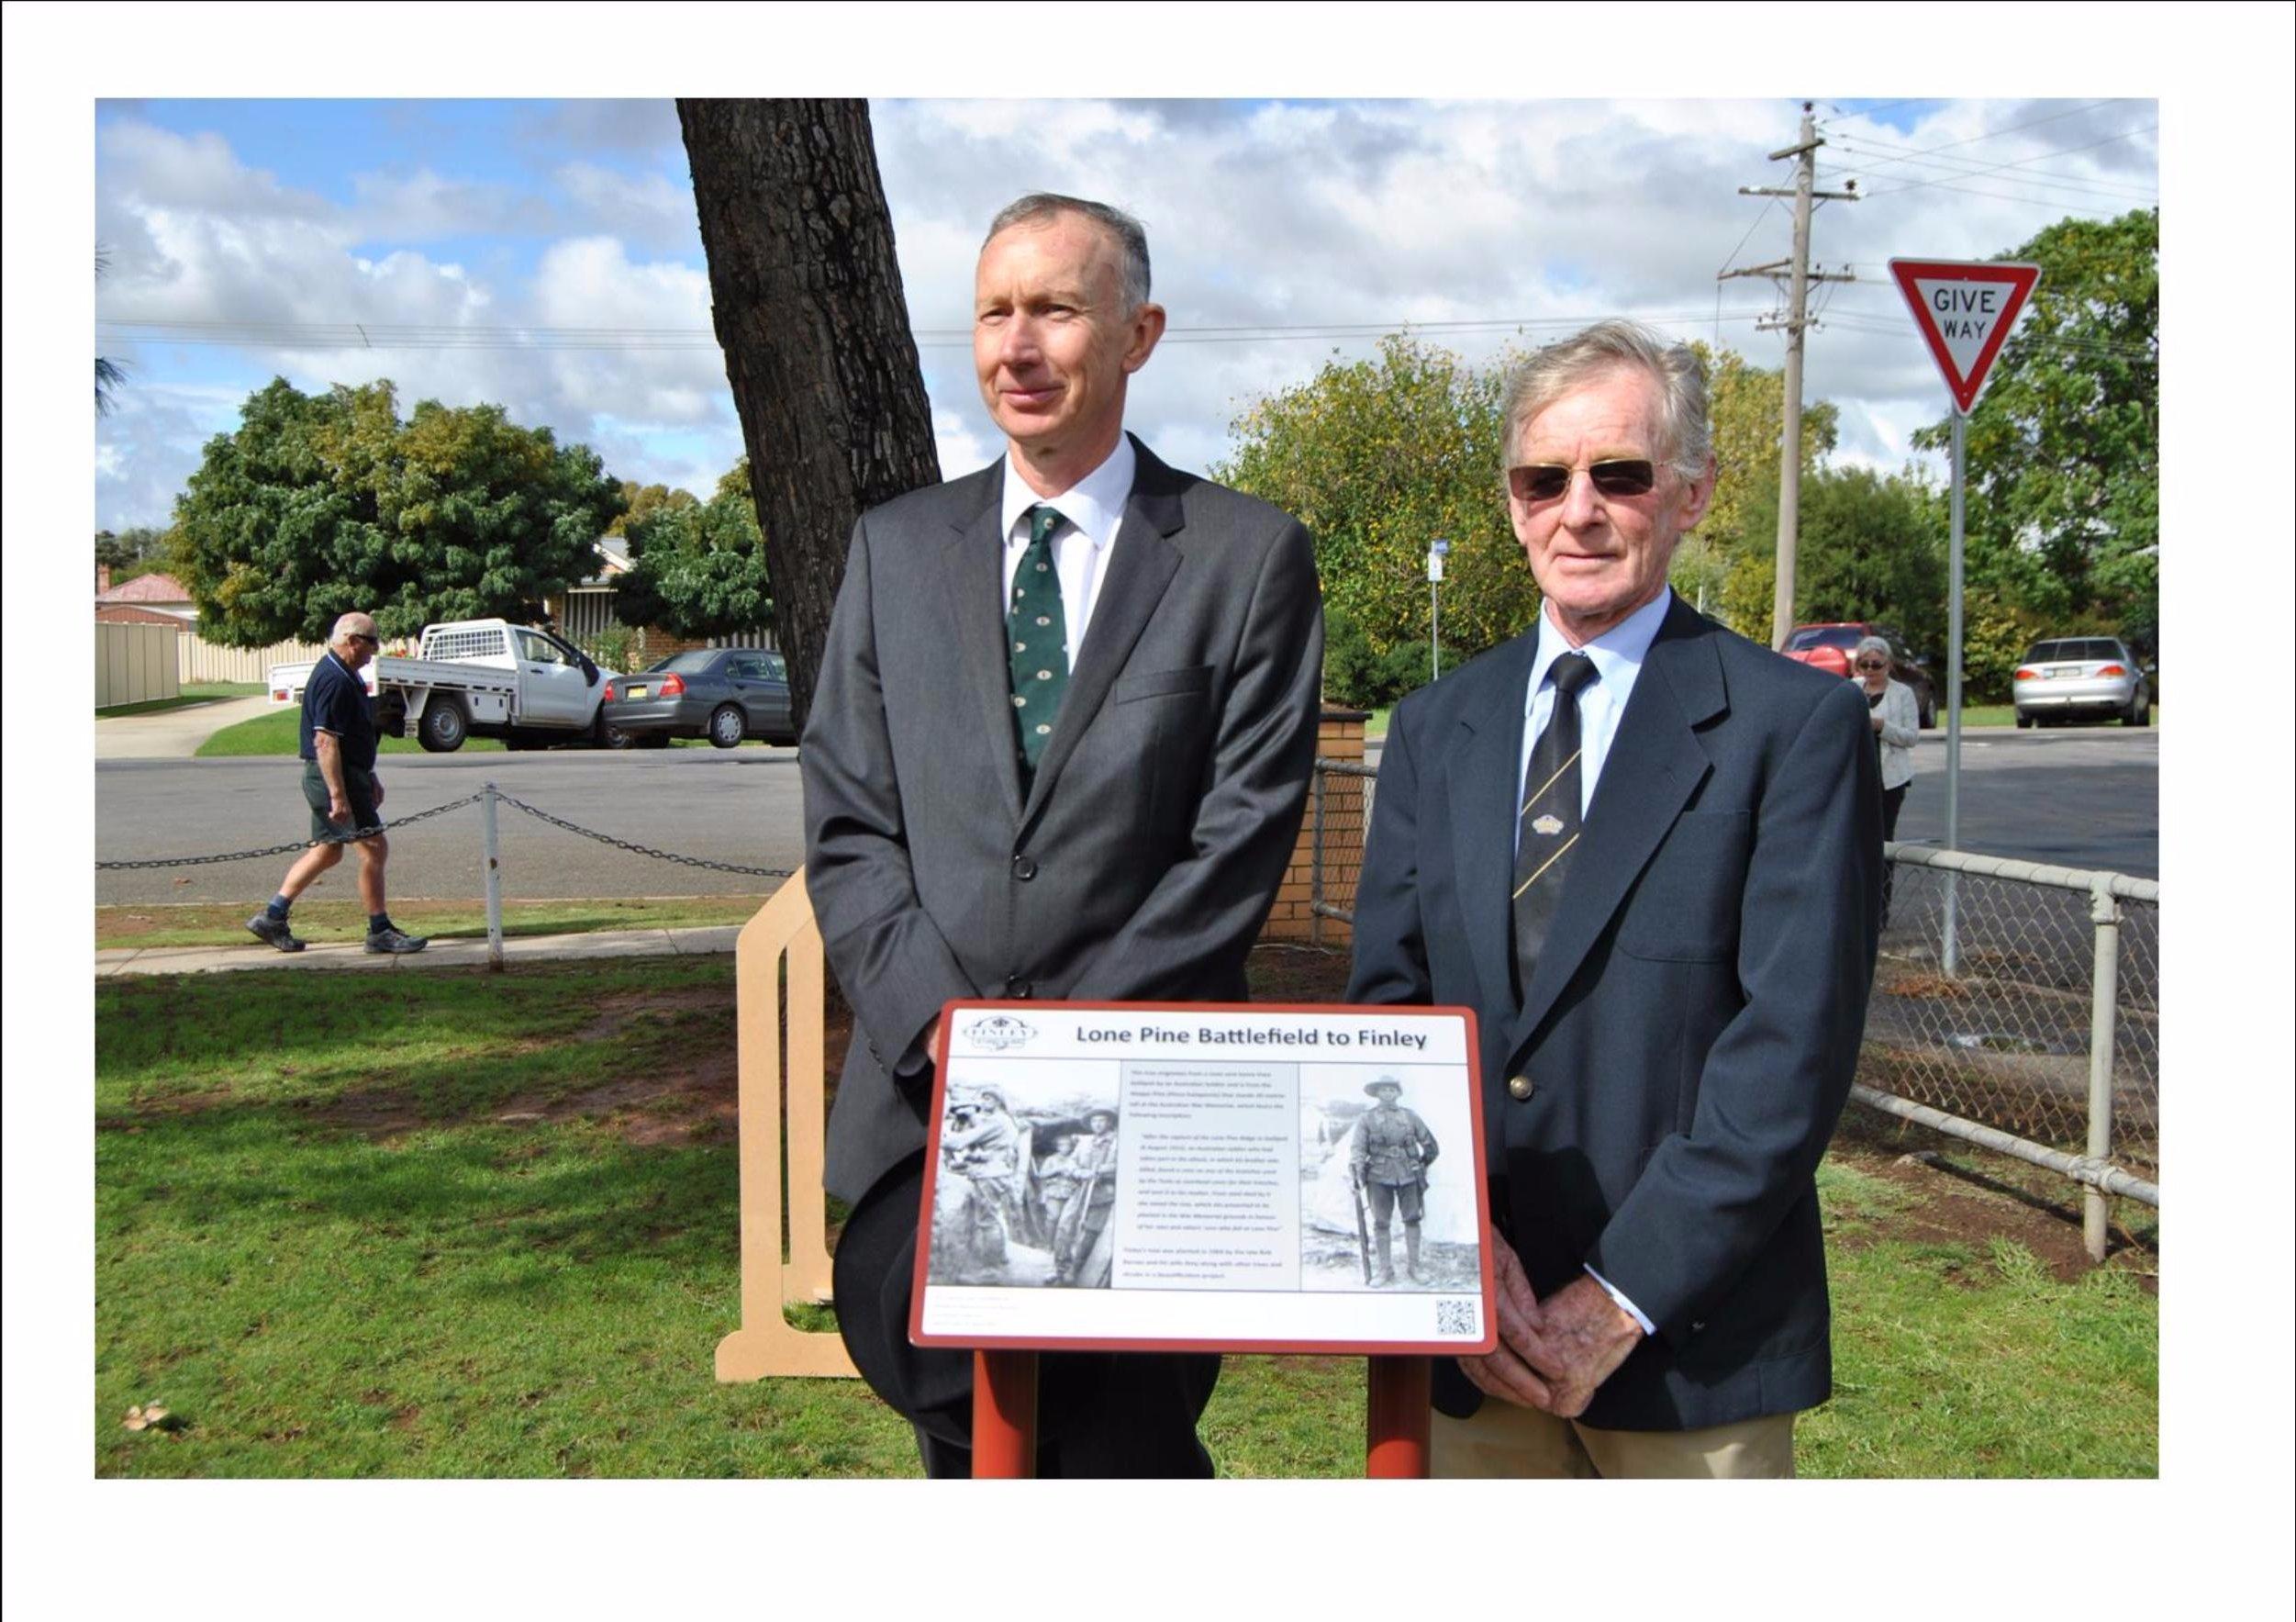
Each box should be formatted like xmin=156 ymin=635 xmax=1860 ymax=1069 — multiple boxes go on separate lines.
xmin=1299 ymin=1070 xmax=1480 ymax=1293
xmin=926 ymin=1077 xmax=1124 ymax=1291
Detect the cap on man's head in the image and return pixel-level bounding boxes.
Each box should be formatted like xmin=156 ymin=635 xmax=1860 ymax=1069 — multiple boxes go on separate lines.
xmin=1087 ymin=1107 xmax=1118 ymax=1127
xmin=1365 ymin=1078 xmax=1404 ymax=1098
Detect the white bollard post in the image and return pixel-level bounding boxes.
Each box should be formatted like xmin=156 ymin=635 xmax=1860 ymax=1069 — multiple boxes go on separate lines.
xmin=483 ymin=781 xmax=505 ymax=972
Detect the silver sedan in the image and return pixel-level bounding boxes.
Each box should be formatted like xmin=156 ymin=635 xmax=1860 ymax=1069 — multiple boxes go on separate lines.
xmin=600 ymin=647 xmax=797 ymax=747
xmin=2012 ymin=637 xmax=2151 ymax=727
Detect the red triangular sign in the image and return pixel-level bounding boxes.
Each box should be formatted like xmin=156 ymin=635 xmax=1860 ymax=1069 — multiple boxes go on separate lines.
xmin=1888 ymin=258 xmax=2043 ymax=415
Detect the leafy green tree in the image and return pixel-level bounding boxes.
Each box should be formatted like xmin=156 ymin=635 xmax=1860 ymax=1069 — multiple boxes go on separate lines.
xmin=1732 ymin=465 xmax=1947 ymax=654
xmin=607 ymin=480 xmax=700 ymax=538
xmin=171 ymin=377 xmax=624 ymax=646
xmin=1913 ymin=208 xmax=2158 ymax=653
xmin=1219 ymin=332 xmax=1533 ymax=662
xmin=611 ymin=457 xmax=773 ymax=637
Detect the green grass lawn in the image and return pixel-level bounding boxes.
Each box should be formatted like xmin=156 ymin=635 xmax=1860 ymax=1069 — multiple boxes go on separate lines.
xmin=95 ymin=958 xmax=2155 ymax=1478
xmin=97 ymin=681 xmax=266 ymax=719
xmin=197 ymin=709 xmax=506 ymax=757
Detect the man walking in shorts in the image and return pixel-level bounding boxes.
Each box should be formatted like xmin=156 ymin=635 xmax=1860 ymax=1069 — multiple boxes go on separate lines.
xmin=245 ymin=611 xmax=427 ymax=955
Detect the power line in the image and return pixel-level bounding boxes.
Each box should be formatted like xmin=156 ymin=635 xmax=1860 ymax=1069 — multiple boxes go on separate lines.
xmin=1857 ymin=125 xmax=2158 ymax=200
xmin=95 ymin=308 xmax=1789 ymax=354
xmin=1832 ymin=97 xmax=2131 ymax=159
xmin=1829 ymin=140 xmax=2158 ymax=205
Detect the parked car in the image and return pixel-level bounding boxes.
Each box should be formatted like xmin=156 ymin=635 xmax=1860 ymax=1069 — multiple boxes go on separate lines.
xmin=1781 ymin=622 xmax=1938 ymax=728
xmin=268 ymin=619 xmax=626 ymax=753
xmin=602 ymin=647 xmax=797 ymax=747
xmin=2012 ymin=636 xmax=2151 ymax=728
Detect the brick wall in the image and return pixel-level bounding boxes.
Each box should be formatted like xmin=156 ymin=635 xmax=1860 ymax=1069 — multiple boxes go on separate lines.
xmin=1258 ymin=709 xmax=1368 ymax=947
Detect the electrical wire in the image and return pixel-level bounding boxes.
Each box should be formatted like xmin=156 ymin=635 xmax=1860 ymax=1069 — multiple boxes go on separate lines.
xmin=95 ymin=308 xmax=1789 ymax=354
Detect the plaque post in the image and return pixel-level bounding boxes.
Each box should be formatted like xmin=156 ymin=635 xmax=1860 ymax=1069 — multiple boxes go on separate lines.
xmin=1365 ymin=1356 xmax=1432 ymax=1477
xmin=972 ymin=1349 xmax=1039 ymax=1478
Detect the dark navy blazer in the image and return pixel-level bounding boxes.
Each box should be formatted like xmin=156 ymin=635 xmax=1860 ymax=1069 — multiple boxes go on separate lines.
xmin=1348 ymin=595 xmax=1881 ymax=1432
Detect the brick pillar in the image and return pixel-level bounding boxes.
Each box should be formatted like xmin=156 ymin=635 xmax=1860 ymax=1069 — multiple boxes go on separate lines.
xmin=1260 ymin=709 xmax=1369 ymax=946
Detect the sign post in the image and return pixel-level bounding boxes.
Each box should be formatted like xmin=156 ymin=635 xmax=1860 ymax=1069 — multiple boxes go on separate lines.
xmin=1888 ymin=258 xmax=2041 ymax=975
xmin=1427 ymin=539 xmax=1450 ymax=682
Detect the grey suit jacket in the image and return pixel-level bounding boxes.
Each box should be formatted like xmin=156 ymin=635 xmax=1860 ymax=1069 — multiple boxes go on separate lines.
xmin=1347 ymin=597 xmax=1881 ymax=1430
xmin=804 ymin=437 xmax=1324 ymax=1203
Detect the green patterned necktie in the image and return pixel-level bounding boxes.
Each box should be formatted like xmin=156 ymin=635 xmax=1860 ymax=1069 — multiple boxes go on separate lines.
xmin=1009 ymin=503 xmax=1070 ymax=784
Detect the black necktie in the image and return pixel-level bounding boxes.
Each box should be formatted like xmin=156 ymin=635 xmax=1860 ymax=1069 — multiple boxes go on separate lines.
xmin=1511 ymin=652 xmax=1598 ymax=1001
xmin=1008 ymin=504 xmax=1070 ymax=786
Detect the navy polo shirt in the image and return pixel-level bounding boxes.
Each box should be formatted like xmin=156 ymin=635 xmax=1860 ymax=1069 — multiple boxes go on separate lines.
xmin=299 ymin=650 xmax=379 ymax=771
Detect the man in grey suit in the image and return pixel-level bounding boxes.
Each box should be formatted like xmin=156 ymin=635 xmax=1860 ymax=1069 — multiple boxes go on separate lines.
xmin=1347 ymin=320 xmax=1880 ymax=1477
xmin=802 ymin=193 xmax=1324 ymax=1477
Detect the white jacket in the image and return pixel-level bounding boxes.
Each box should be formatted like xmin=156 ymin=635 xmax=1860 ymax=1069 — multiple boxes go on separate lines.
xmin=1869 ymin=677 xmax=1920 ymax=790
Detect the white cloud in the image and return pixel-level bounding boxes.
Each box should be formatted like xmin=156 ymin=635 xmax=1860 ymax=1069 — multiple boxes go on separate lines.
xmin=87 ymin=95 xmax=2158 ymax=530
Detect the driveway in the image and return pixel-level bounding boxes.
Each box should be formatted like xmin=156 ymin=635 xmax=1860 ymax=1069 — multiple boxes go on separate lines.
xmin=94 ymin=695 xmax=273 ymax=761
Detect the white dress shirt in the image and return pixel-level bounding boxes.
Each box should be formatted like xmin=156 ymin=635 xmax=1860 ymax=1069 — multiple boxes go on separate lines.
xmin=998 ymin=435 xmax=1134 ymax=667
xmin=1514 ymin=585 xmax=1677 ymax=1336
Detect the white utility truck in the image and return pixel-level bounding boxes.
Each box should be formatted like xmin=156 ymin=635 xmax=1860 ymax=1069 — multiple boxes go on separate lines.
xmin=267 ymin=620 xmax=627 ymax=753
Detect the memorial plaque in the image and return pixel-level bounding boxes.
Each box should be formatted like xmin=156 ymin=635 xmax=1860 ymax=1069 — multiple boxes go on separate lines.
xmin=911 ymin=1001 xmax=1497 ymax=1356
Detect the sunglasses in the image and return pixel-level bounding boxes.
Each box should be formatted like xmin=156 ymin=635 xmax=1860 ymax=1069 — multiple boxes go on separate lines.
xmin=347 ymin=633 xmax=381 ymax=647
xmin=1507 ymin=459 xmax=1658 ymax=503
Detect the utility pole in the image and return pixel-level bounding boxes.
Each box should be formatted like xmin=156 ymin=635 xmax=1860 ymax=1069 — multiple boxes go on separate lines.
xmin=1722 ymin=101 xmax=1857 ymax=649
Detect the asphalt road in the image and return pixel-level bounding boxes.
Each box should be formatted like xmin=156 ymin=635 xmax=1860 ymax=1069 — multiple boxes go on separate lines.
xmin=93 ymin=723 xmax=2158 ymax=907
xmin=95 ymin=746 xmax=810 ymax=905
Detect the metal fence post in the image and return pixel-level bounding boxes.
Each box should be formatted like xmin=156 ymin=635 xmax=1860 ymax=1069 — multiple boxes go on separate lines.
xmin=2084 ymin=876 xmax=2123 ymax=1261
xmin=1310 ymin=764 xmax=1327 ymax=949
xmin=483 ymin=781 xmax=505 ymax=973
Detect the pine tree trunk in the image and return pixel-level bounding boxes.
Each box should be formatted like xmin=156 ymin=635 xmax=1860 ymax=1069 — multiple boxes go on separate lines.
xmin=677 ymin=98 xmax=942 ymax=728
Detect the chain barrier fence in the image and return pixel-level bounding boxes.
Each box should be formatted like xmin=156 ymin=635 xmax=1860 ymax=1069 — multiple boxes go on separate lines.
xmin=1308 ymin=758 xmax=2160 ymax=1262
xmin=97 ymin=783 xmax=795 ymax=969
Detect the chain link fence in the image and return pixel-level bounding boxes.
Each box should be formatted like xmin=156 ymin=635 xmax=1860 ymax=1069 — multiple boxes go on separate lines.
xmin=1308 ymin=759 xmax=2160 ymax=1258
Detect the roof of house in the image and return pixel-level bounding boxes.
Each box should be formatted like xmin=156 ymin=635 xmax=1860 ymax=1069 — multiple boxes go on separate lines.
xmin=96 ymin=572 xmax=194 ymax=604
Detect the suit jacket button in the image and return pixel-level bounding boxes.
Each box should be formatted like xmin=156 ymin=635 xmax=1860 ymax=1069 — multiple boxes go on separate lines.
xmin=1507 ymin=1074 xmax=1534 ymax=1101
xmin=1006 ymin=979 xmax=1033 ymax=1000
xmin=1011 ymin=855 xmax=1038 ymax=881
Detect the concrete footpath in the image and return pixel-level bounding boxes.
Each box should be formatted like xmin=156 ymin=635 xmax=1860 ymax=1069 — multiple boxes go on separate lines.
xmin=95 ymin=694 xmax=274 ymax=760
xmin=97 ymin=924 xmax=742 ymax=978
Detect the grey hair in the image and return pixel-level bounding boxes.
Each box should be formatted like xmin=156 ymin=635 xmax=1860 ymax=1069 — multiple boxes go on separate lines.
xmin=1499 ymin=319 xmax=1713 ymax=481
xmin=1852 ymin=635 xmax=1893 ymax=666
xmin=985 ymin=192 xmax=1152 ymax=313
xmin=329 ymin=611 xmax=378 ymax=646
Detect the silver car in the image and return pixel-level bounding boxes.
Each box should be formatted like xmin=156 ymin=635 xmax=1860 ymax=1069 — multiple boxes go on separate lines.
xmin=2013 ymin=637 xmax=2151 ymax=728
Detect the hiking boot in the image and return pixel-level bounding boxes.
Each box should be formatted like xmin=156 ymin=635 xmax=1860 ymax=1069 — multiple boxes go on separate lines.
xmin=246 ymin=912 xmax=306 ymax=953
xmin=364 ymin=926 xmax=429 ymax=955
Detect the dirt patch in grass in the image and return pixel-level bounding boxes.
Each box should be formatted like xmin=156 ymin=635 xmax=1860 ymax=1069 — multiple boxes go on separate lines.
xmin=1827 ymin=1112 xmax=2157 ymax=1291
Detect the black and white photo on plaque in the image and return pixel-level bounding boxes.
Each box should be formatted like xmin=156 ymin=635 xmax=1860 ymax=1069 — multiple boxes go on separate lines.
xmin=1297 ymin=1068 xmax=1478 ymax=1292
xmin=928 ymin=1077 xmax=1121 ymax=1290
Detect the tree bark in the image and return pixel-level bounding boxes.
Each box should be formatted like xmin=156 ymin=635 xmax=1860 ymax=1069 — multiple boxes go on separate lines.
xmin=677 ymin=98 xmax=942 ymax=728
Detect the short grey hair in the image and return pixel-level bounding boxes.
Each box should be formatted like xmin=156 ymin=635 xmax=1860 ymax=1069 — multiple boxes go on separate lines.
xmin=984 ymin=192 xmax=1152 ymax=313
xmin=1499 ymin=319 xmax=1713 ymax=481
xmin=1852 ymin=635 xmax=1894 ymax=666
xmin=329 ymin=611 xmax=378 ymax=646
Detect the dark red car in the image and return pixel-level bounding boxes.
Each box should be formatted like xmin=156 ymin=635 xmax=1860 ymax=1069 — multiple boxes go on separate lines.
xmin=1781 ymin=622 xmax=1937 ymax=728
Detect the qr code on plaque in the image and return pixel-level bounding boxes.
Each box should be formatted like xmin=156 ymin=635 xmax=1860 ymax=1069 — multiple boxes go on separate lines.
xmin=1434 ymin=1299 xmax=1480 ymax=1337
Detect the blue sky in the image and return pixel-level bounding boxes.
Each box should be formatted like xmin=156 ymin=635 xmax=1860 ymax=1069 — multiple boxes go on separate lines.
xmin=93 ymin=91 xmax=2163 ymax=533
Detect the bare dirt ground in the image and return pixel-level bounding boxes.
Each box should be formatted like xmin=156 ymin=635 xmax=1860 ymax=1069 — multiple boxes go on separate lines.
xmin=311 ymin=944 xmax=2155 ymax=1289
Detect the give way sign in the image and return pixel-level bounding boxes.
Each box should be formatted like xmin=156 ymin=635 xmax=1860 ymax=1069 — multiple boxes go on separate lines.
xmin=1888 ymin=258 xmax=2043 ymax=414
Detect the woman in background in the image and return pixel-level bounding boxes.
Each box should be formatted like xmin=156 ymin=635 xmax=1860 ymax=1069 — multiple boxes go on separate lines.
xmin=1856 ymin=634 xmax=1921 ymax=926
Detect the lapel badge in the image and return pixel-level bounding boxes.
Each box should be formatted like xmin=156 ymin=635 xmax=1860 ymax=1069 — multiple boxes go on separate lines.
xmin=1531 ymin=813 xmax=1566 ymax=837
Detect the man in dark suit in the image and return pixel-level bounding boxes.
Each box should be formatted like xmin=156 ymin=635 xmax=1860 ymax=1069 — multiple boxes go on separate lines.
xmin=802 ymin=193 xmax=1323 ymax=1477
xmin=1347 ymin=320 xmax=1880 ymax=1477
